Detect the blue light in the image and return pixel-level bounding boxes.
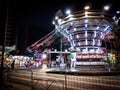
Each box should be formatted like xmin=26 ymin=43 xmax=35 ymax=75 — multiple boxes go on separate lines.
xmin=70 ymin=34 xmax=72 ymax=39
xmin=92 ymin=39 xmax=95 ymax=45
xmin=76 ymin=35 xmax=79 ymax=38
xmin=85 ymin=39 xmax=88 ymax=45
xmin=85 ymin=31 xmax=87 ymax=37
xmin=85 ymin=19 xmax=88 ymax=23
xmin=74 ymin=28 xmax=77 ymax=31
xmin=98 ymin=40 xmax=101 ymax=46
xmin=66 ymin=10 xmax=71 ymax=15
xmin=104 ymin=26 xmax=110 ymax=32
xmin=94 ymin=31 xmax=96 ymax=37
xmin=85 ymin=24 xmax=88 ymax=27
xmin=68 ymin=37 xmax=70 ymax=41
xmin=71 ymin=53 xmax=76 ymax=58
xmin=55 ymin=16 xmax=58 ymax=20
xmin=70 ymin=22 xmax=73 ymax=25
xmin=73 ymin=41 xmax=75 ymax=46
xmin=85 ymin=47 xmax=88 ymax=51
xmin=65 ymin=30 xmax=69 ymax=34
xmin=78 ymin=42 xmax=81 ymax=46
xmin=116 ymin=10 xmax=120 ymax=14
xmin=100 ymin=32 xmax=103 ymax=39
xmin=96 ymin=26 xmax=99 ymax=30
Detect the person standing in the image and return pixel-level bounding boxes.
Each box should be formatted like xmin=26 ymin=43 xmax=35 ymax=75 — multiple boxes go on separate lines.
xmin=70 ymin=53 xmax=76 ymax=69
xmin=66 ymin=59 xmax=71 ymax=69
xmin=11 ymin=59 xmax=15 ymax=70
xmin=56 ymin=56 xmax=60 ymax=67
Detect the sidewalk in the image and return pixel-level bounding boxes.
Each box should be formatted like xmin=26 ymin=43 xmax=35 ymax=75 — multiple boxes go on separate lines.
xmin=0 ymin=67 xmax=45 ymax=90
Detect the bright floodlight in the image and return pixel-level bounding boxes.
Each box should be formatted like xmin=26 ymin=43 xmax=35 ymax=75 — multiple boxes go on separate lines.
xmin=66 ymin=10 xmax=71 ymax=15
xmin=84 ymin=6 xmax=90 ymax=10
xmin=104 ymin=5 xmax=110 ymax=11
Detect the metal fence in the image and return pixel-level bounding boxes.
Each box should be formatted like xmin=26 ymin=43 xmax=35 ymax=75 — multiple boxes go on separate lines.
xmin=7 ymin=65 xmax=120 ymax=90
xmin=64 ymin=73 xmax=120 ymax=90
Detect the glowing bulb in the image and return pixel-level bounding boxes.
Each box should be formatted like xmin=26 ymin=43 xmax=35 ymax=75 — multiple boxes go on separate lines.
xmin=66 ymin=10 xmax=71 ymax=15
xmin=84 ymin=6 xmax=90 ymax=10
xmin=104 ymin=5 xmax=110 ymax=11
xmin=42 ymin=54 xmax=47 ymax=59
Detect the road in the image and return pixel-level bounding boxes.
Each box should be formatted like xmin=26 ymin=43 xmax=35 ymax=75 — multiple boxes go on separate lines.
xmin=7 ymin=68 xmax=120 ymax=90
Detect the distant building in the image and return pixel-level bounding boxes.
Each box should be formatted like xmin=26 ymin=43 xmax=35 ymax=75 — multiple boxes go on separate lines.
xmin=0 ymin=0 xmax=16 ymax=51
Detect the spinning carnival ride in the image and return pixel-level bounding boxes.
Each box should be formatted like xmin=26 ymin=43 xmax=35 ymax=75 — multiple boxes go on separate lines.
xmin=26 ymin=30 xmax=60 ymax=56
xmin=52 ymin=10 xmax=114 ymax=61
xmin=27 ymin=9 xmax=116 ymax=62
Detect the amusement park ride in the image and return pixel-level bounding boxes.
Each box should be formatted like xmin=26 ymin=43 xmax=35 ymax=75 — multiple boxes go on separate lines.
xmin=27 ymin=6 xmax=120 ymax=66
xmin=26 ymin=29 xmax=60 ymax=55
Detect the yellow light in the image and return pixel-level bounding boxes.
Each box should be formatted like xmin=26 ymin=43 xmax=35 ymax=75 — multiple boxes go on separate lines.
xmin=84 ymin=6 xmax=90 ymax=10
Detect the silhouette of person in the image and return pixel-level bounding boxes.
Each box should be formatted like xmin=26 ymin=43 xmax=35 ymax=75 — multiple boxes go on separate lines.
xmin=11 ymin=60 xmax=15 ymax=70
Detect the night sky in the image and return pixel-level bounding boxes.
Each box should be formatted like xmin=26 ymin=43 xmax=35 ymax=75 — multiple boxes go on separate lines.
xmin=14 ymin=0 xmax=119 ymax=31
xmin=1 ymin=0 xmax=120 ymax=51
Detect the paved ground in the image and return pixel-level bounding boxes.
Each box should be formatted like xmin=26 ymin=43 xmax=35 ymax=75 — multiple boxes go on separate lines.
xmin=1 ymin=66 xmax=120 ymax=90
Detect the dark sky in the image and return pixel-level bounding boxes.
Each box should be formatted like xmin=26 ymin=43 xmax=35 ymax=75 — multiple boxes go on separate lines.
xmin=0 ymin=0 xmax=119 ymax=54
xmin=0 ymin=0 xmax=119 ymax=53
xmin=4 ymin=0 xmax=119 ymax=49
xmin=14 ymin=0 xmax=120 ymax=31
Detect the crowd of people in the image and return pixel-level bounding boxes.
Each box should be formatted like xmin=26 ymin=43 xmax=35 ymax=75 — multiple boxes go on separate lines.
xmin=47 ymin=53 xmax=77 ymax=69
xmin=4 ymin=53 xmax=77 ymax=71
